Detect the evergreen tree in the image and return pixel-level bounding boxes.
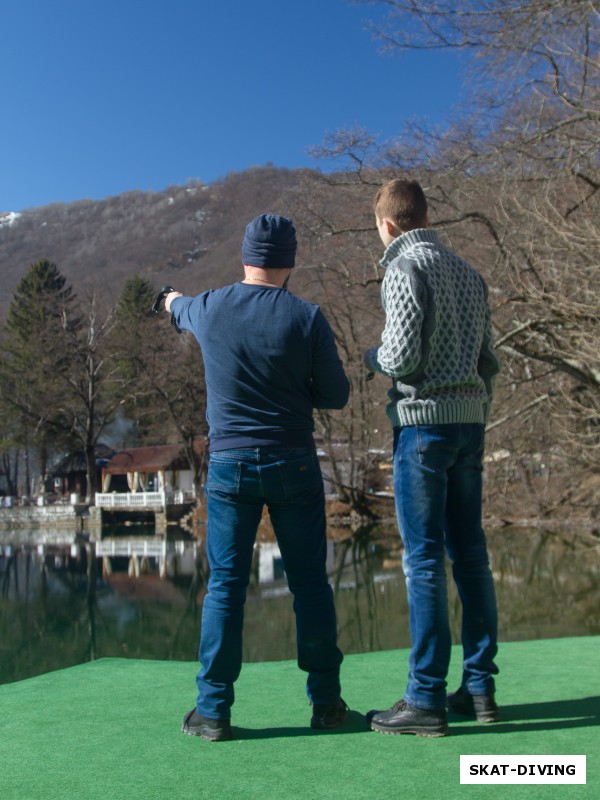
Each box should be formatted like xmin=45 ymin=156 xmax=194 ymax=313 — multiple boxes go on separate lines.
xmin=110 ymin=275 xmax=164 ymax=443
xmin=0 ymin=259 xmax=78 ymax=494
xmin=114 ymin=274 xmax=156 ymax=328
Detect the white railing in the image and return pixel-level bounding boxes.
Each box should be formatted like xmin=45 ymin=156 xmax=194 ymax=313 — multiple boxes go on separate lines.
xmin=95 ymin=491 xmax=165 ymax=508
xmin=96 ymin=538 xmax=167 ymax=558
xmin=95 ymin=538 xmax=199 ymax=559
xmin=95 ymin=539 xmax=199 ymax=576
xmin=94 ymin=490 xmax=195 ymax=508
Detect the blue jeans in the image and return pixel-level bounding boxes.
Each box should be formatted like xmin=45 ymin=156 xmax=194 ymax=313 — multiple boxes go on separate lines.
xmin=196 ymin=447 xmax=343 ymax=720
xmin=393 ymin=424 xmax=498 ymax=710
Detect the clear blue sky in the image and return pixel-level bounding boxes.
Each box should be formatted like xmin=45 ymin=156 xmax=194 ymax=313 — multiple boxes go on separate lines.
xmin=1 ymin=0 xmax=464 ymax=212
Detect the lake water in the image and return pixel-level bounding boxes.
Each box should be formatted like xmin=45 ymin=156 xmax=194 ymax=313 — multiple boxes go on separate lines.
xmin=1 ymin=524 xmax=598 ymax=685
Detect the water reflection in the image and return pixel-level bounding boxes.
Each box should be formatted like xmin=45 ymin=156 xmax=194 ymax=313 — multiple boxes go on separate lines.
xmin=1 ymin=525 xmax=599 ymax=685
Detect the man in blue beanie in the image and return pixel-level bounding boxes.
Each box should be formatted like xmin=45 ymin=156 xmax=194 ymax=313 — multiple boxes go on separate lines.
xmin=164 ymin=214 xmax=350 ymax=741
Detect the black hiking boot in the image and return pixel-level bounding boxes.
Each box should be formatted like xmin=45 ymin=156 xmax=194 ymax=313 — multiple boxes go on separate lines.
xmin=447 ymin=686 xmax=500 ymax=723
xmin=369 ymin=699 xmax=448 ymax=737
xmin=310 ymin=698 xmax=349 ymax=729
xmin=181 ymin=708 xmax=233 ymax=741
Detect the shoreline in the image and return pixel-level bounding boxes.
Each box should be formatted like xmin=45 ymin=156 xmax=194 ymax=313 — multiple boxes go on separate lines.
xmin=0 ymin=501 xmax=598 ymax=542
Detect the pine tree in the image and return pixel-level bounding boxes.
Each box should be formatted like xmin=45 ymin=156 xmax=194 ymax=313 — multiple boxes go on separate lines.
xmin=0 ymin=259 xmax=78 ymax=494
xmin=110 ymin=275 xmax=163 ymax=443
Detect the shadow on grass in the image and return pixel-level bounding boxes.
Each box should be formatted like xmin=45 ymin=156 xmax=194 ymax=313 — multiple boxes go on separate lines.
xmin=449 ymin=695 xmax=600 ymax=736
xmin=234 ymin=710 xmax=367 ymax=740
xmin=232 ymin=697 xmax=599 ymax=740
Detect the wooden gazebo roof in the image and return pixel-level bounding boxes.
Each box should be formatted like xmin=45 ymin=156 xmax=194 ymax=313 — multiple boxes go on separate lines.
xmin=103 ymin=441 xmax=206 ymax=475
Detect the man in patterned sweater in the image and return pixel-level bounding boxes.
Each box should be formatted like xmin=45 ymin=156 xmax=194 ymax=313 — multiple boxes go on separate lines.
xmin=364 ymin=178 xmax=501 ymax=737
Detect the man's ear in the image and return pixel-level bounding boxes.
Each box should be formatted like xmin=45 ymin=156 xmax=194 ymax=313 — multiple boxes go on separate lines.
xmin=386 ymin=219 xmax=399 ymax=237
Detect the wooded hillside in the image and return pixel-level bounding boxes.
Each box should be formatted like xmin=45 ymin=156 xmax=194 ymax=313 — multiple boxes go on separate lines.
xmin=0 ymin=167 xmax=307 ymax=315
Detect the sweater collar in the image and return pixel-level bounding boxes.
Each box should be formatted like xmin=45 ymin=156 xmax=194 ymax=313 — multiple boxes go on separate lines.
xmin=380 ymin=227 xmax=440 ymax=269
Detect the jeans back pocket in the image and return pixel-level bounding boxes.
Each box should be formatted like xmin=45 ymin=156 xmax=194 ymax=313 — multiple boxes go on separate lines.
xmin=206 ymin=458 xmax=242 ymax=495
xmin=278 ymin=452 xmax=323 ymax=501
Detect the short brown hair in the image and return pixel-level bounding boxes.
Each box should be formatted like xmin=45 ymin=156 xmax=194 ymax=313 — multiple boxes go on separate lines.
xmin=373 ymin=179 xmax=428 ymax=231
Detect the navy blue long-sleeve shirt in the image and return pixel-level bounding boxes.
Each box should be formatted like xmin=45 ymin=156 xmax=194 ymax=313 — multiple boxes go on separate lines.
xmin=171 ymin=282 xmax=350 ymax=451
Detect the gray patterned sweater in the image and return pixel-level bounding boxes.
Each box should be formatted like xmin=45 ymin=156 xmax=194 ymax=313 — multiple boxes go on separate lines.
xmin=364 ymin=228 xmax=501 ymax=427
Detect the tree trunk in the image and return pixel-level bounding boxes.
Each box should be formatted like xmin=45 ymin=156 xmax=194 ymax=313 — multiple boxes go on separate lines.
xmin=84 ymin=443 xmax=97 ymax=505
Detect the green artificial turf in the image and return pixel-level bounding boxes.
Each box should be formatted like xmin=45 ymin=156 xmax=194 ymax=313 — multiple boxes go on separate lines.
xmin=1 ymin=637 xmax=597 ymax=800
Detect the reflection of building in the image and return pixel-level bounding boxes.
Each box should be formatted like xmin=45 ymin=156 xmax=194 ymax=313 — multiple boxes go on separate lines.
xmin=95 ymin=442 xmax=206 ymax=509
xmin=96 ymin=538 xmax=198 ymax=579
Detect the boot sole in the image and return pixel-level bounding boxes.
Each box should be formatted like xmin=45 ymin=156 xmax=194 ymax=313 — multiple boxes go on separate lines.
xmin=182 ymin=726 xmax=233 ymax=741
xmin=370 ymin=722 xmax=448 ymax=738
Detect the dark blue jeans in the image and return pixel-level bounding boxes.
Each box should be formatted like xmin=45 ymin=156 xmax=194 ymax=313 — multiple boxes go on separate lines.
xmin=393 ymin=424 xmax=498 ymax=710
xmin=196 ymin=447 xmax=343 ymax=720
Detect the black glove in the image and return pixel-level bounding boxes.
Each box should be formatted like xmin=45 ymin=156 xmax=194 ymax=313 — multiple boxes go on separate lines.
xmin=151 ymin=285 xmax=181 ymax=333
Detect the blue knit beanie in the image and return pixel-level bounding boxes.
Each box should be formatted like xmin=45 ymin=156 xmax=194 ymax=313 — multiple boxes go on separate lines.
xmin=242 ymin=214 xmax=297 ymax=268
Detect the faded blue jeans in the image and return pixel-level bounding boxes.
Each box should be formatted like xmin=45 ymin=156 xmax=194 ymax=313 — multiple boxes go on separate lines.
xmin=196 ymin=447 xmax=343 ymax=720
xmin=393 ymin=424 xmax=498 ymax=710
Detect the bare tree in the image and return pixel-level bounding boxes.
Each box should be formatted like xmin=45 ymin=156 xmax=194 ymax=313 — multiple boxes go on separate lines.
xmin=287 ymin=172 xmax=394 ymax=516
xmin=295 ymin=0 xmax=599 ymax=520
xmin=112 ymin=276 xmax=209 ymax=499
xmin=58 ymin=291 xmax=121 ymax=502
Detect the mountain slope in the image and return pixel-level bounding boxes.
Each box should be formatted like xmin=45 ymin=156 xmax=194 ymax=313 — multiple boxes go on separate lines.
xmin=0 ymin=166 xmax=309 ymax=315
